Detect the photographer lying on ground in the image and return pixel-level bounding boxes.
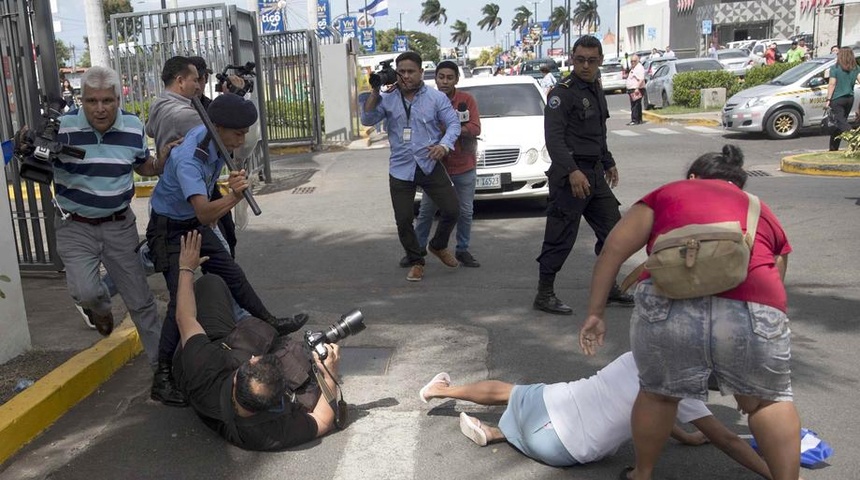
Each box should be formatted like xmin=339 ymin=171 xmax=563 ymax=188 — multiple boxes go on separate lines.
xmin=171 ymin=230 xmax=340 ymax=451
xmin=420 ymin=352 xmax=801 ymax=479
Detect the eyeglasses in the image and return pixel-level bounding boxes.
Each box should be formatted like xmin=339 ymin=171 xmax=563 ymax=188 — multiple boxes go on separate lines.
xmin=573 ymin=56 xmax=601 ymax=65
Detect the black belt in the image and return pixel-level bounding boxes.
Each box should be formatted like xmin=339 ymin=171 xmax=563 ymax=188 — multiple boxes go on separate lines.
xmin=69 ymin=207 xmax=128 ymax=225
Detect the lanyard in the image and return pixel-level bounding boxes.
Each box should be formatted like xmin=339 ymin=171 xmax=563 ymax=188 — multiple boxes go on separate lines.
xmin=399 ymin=91 xmax=413 ymax=125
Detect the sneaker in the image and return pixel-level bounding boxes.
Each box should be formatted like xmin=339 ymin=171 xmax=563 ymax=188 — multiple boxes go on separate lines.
xmin=607 ymin=284 xmax=635 ymax=306
xmin=455 ymin=251 xmax=480 ymax=268
xmin=428 ymin=246 xmax=458 ymax=268
xmin=406 ymin=264 xmax=424 ymax=282
xmin=76 ymin=305 xmax=96 ymax=330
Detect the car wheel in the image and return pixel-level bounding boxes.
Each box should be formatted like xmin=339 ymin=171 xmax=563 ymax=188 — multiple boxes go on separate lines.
xmin=661 ymin=90 xmax=670 ymax=107
xmin=765 ymin=108 xmax=802 ymax=139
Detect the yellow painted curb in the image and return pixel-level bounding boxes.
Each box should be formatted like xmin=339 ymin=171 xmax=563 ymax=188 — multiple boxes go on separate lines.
xmin=0 ymin=316 xmax=142 ymax=465
xmin=642 ymin=111 xmax=721 ymax=127
xmin=780 ymin=154 xmax=860 ymax=177
xmin=270 ymin=145 xmax=312 ymax=155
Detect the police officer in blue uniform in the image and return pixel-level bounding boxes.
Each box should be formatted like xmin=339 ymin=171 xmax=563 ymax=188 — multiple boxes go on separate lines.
xmin=534 ymin=36 xmax=634 ymax=315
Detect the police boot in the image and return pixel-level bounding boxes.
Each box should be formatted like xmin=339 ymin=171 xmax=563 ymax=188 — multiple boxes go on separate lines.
xmin=265 ymin=313 xmax=310 ymax=336
xmin=607 ymin=283 xmax=635 ymax=306
xmin=533 ymin=280 xmax=573 ymax=315
xmin=151 ymin=361 xmax=188 ymax=407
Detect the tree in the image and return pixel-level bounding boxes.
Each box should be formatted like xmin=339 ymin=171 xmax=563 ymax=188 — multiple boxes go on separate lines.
xmin=375 ymin=29 xmax=441 ymax=63
xmin=477 ymin=3 xmax=502 ymax=44
xmin=449 ymin=20 xmax=471 ymax=48
xmin=511 ymin=6 xmax=531 ymax=36
xmin=103 ymin=0 xmax=141 ymax=42
xmin=572 ymin=0 xmax=600 ymax=35
xmin=55 ymin=39 xmax=72 ymax=70
xmin=548 ymin=5 xmax=570 ymax=52
xmin=79 ymin=36 xmax=91 ymax=68
xmin=419 ymin=0 xmax=448 ymax=27
xmin=475 ymin=45 xmax=502 ymax=66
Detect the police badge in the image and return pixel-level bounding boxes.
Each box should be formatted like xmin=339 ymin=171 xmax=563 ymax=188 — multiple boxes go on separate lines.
xmin=582 ymin=98 xmax=591 ymax=109
xmin=548 ymin=96 xmax=561 ymax=109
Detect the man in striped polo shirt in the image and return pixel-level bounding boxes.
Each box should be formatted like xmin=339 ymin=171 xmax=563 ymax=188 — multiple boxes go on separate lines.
xmin=50 ymin=66 xmax=167 ymax=382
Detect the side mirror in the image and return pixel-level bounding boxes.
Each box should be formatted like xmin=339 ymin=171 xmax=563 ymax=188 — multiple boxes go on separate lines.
xmin=807 ymin=77 xmax=826 ymax=88
xmin=755 ymin=52 xmax=764 ymax=57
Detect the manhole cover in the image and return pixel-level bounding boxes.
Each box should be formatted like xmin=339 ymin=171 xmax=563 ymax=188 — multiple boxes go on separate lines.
xmin=292 ymin=186 xmax=316 ymax=194
xmin=337 ymin=347 xmax=393 ymax=376
xmin=746 ymin=170 xmax=771 ymax=177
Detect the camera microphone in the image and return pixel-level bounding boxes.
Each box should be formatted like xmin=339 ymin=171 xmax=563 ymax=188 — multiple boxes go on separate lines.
xmin=457 ymin=102 xmax=469 ymax=123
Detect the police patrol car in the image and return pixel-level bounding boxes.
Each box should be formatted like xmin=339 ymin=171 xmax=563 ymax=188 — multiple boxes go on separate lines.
xmin=722 ymin=52 xmax=860 ymax=139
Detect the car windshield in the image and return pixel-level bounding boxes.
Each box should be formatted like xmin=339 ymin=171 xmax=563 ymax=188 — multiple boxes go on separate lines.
xmin=459 ymin=84 xmax=544 ymax=117
xmin=769 ymin=59 xmax=830 ymax=85
xmin=601 ymin=63 xmax=623 ymax=73
xmin=718 ymin=51 xmax=748 ymax=59
xmin=676 ymin=60 xmax=721 ymax=72
xmin=423 ymin=69 xmax=436 ymax=80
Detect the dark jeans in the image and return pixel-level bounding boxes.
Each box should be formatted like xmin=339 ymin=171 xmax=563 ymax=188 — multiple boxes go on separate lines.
xmin=536 ymin=160 xmax=622 ymax=279
xmin=628 ymin=89 xmax=643 ymax=123
xmin=147 ymin=213 xmax=274 ymax=363
xmin=829 ymin=95 xmax=854 ymax=151
xmin=389 ymin=163 xmax=459 ymax=266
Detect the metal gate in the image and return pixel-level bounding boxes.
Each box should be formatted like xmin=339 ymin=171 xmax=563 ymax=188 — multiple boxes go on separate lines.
xmin=109 ymin=4 xmax=272 ymax=181
xmin=1 ymin=0 xmax=64 ymax=271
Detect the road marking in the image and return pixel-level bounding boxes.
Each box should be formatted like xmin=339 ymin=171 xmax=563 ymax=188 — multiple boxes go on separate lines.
xmin=612 ymin=130 xmax=641 ymax=137
xmin=685 ymin=126 xmax=723 ymax=134
xmin=334 ymin=410 xmax=420 ymax=480
xmin=648 ymin=128 xmax=679 ymax=135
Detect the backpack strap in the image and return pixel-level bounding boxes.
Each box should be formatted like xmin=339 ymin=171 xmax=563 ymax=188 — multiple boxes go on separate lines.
xmin=744 ymin=192 xmax=761 ymax=249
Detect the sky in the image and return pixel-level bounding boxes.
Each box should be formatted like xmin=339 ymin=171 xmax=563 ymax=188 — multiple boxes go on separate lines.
xmin=54 ymin=0 xmax=618 ymax=52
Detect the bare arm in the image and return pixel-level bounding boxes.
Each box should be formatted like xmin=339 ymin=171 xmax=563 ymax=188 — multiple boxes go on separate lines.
xmin=691 ymin=415 xmax=773 ymax=479
xmin=134 ymin=137 xmax=183 ymax=177
xmin=189 ymin=170 xmax=248 ymax=226
xmin=775 ymin=254 xmax=788 ymax=282
xmin=826 ymin=77 xmax=836 ymax=103
xmin=176 ymin=231 xmax=209 ymax=347
xmin=308 ymin=344 xmax=340 ymax=437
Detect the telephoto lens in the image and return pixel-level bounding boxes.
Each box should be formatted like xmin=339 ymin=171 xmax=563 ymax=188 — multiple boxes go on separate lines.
xmin=305 ymin=309 xmax=366 ymax=360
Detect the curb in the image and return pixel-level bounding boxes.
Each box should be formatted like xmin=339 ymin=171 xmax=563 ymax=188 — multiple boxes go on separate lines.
xmin=642 ymin=111 xmax=721 ymax=127
xmin=780 ymin=154 xmax=860 ymax=177
xmin=0 ymin=316 xmax=142 ymax=465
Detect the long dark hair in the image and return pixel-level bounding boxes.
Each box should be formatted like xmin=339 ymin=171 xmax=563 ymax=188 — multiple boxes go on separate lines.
xmin=686 ymin=144 xmax=747 ymax=188
xmin=837 ymin=47 xmax=856 ymax=72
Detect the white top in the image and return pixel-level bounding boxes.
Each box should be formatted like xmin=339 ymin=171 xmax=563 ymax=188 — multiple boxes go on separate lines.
xmin=626 ymin=63 xmax=645 ymax=90
xmin=542 ymin=352 xmax=712 ymax=464
xmin=540 ymin=72 xmax=557 ymax=91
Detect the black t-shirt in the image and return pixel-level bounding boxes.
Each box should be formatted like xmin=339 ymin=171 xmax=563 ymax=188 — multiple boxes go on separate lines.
xmin=177 ymin=334 xmax=318 ymax=451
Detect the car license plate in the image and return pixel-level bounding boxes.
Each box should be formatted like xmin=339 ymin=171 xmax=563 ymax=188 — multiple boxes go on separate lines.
xmin=475 ymin=174 xmax=501 ymax=190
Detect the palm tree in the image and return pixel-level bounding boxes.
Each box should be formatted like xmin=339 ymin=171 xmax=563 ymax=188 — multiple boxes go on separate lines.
xmin=572 ymin=0 xmax=600 ymax=35
xmin=511 ymin=5 xmax=532 ymax=46
xmin=450 ymin=19 xmax=472 ymax=48
xmin=548 ymin=5 xmax=570 ymax=50
xmin=477 ymin=3 xmax=503 ymax=44
xmin=419 ymin=0 xmax=448 ymax=27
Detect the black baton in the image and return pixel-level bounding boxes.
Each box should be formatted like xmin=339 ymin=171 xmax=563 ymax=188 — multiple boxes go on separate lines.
xmin=190 ymin=96 xmax=262 ymax=216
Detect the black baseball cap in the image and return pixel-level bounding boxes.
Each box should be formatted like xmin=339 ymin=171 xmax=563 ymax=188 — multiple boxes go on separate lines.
xmin=189 ymin=56 xmax=213 ymax=75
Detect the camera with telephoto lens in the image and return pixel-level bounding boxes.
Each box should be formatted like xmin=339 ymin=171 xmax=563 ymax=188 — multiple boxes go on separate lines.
xmin=215 ymin=62 xmax=256 ymax=96
xmin=304 ymin=309 xmax=366 ymax=361
xmin=16 ymin=96 xmax=86 ymax=184
xmin=369 ymin=59 xmax=398 ymax=89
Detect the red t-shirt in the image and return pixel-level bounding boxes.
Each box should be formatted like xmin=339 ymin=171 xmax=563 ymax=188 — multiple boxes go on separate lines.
xmin=638 ymin=179 xmax=792 ymax=312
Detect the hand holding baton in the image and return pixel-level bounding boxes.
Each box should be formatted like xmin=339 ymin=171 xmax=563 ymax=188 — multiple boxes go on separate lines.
xmin=190 ymin=96 xmax=262 ymax=216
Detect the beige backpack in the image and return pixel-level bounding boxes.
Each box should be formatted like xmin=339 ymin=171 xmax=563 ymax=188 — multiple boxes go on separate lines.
xmin=621 ymin=192 xmax=761 ymax=300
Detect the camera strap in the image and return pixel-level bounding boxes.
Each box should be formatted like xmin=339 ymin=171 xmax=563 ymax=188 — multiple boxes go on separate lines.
xmin=313 ymin=363 xmax=348 ymax=430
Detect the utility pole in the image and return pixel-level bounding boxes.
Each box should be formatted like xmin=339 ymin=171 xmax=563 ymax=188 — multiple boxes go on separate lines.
xmin=84 ymin=0 xmax=109 ymax=67
xmin=616 ymin=0 xmax=621 ymax=58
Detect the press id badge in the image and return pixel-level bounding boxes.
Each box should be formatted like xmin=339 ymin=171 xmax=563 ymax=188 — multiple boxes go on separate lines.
xmin=402 ymin=127 xmax=412 ymax=143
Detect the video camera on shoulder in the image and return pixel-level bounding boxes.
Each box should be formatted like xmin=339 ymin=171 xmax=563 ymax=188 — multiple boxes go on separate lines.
xmin=16 ymin=96 xmax=85 ymax=184
xmin=369 ymin=59 xmax=398 ymax=89
xmin=215 ymin=61 xmax=256 ymax=97
xmin=304 ymin=309 xmax=366 ymax=361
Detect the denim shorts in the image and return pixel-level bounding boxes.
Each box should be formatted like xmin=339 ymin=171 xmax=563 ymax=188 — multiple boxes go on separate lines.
xmin=630 ymin=280 xmax=793 ymax=402
xmin=498 ymin=384 xmax=577 ymax=467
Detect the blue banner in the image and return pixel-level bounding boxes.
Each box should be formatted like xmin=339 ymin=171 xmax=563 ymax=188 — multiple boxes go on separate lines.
xmin=360 ymin=28 xmax=376 ymax=53
xmin=338 ymin=16 xmax=357 ymax=39
xmin=520 ymin=21 xmax=560 ymax=43
xmin=317 ymin=0 xmax=331 ymax=37
xmin=259 ymin=1 xmax=286 ymax=34
xmin=394 ymin=35 xmax=408 ymax=52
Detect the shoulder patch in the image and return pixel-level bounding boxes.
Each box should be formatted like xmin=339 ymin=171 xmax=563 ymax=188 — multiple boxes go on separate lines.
xmin=559 ymin=76 xmax=574 ymax=88
xmin=548 ymin=95 xmax=562 ymax=109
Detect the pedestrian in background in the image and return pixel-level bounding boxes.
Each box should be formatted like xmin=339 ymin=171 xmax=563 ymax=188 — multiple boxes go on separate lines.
xmin=534 ymin=35 xmax=634 ymax=316
xmin=539 ymin=64 xmax=557 ymax=94
xmin=825 ymin=47 xmax=860 ymax=151
xmin=412 ymin=60 xmax=482 ymax=268
xmin=785 ymin=42 xmax=804 ymax=63
xmin=626 ymin=54 xmax=645 ymax=126
xmin=580 ymin=145 xmax=801 ymax=480
xmin=765 ymin=43 xmax=778 ymax=65
xmin=361 ymin=51 xmax=462 ymax=282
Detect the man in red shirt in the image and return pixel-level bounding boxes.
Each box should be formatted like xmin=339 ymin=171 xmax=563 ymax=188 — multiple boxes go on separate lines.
xmin=411 ymin=60 xmax=483 ymax=268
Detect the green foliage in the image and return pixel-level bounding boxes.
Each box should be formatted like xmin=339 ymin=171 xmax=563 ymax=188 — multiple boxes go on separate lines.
xmin=55 ymin=39 xmax=71 ymax=70
xmin=475 ymin=46 xmax=503 ymax=66
xmin=265 ymin=99 xmax=324 ymax=133
xmin=742 ymin=62 xmax=797 ymax=89
xmin=124 ymin=98 xmax=151 ymax=123
xmin=671 ymin=70 xmax=742 ymax=108
xmin=373 ymin=29 xmax=440 ymax=63
xmin=837 ymin=127 xmax=860 ymax=157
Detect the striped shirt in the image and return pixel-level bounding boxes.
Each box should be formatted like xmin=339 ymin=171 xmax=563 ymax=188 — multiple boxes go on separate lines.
xmin=55 ymin=108 xmax=149 ymax=218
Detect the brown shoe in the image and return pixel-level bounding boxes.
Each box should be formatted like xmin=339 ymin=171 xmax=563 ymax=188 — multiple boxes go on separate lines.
xmin=90 ymin=310 xmax=114 ymax=336
xmin=406 ymin=264 xmax=424 ymax=282
xmin=428 ymin=246 xmax=458 ymax=268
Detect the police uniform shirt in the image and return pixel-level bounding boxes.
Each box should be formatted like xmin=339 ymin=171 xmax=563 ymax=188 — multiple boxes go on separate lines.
xmin=543 ymin=73 xmax=616 ymax=183
xmin=149 ymin=124 xmax=222 ymax=220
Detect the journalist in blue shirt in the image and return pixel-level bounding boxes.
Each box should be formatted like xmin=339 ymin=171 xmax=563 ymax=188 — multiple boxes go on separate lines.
xmin=361 ymin=51 xmax=462 ymax=282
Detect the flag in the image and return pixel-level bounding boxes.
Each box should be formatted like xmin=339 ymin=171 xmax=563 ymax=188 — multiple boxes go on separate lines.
xmin=359 ymin=0 xmax=388 ymax=17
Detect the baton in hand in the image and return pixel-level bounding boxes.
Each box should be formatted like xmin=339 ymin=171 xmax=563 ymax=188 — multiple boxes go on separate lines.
xmin=190 ymin=96 xmax=262 ymax=216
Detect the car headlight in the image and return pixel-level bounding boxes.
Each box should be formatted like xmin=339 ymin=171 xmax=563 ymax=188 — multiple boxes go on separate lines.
xmin=742 ymin=97 xmax=765 ymax=108
xmin=524 ymin=148 xmax=539 ymax=165
xmin=540 ymin=145 xmax=551 ymax=163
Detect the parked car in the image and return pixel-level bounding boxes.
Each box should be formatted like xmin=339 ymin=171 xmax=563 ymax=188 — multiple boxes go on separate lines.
xmin=643 ymin=57 xmax=676 ymax=80
xmin=643 ymin=58 xmax=724 ymax=109
xmin=518 ymin=58 xmax=561 ymax=81
xmin=423 ymin=64 xmax=472 ymax=81
xmin=749 ymin=39 xmax=793 ymax=65
xmin=715 ymin=48 xmax=755 ymax=76
xmin=422 ymin=76 xmax=550 ymax=201
xmin=599 ymin=61 xmax=627 ymax=93
xmin=722 ymin=53 xmax=860 ymax=139
xmin=472 ymin=66 xmax=495 ymax=77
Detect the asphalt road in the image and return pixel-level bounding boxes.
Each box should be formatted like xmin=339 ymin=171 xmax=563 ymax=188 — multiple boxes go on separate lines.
xmin=2 ymin=94 xmax=858 ymax=480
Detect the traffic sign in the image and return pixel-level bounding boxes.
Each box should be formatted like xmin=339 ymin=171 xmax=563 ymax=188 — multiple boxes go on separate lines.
xmin=702 ymin=20 xmax=712 ymax=35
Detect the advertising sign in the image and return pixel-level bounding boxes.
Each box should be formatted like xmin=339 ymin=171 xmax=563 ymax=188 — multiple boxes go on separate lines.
xmin=317 ymin=0 xmax=331 ymax=37
xmin=338 ymin=16 xmax=357 ymax=39
xmin=259 ymin=1 xmax=286 ymax=34
xmin=394 ymin=35 xmax=409 ymax=52
xmin=360 ymin=28 xmax=376 ymax=53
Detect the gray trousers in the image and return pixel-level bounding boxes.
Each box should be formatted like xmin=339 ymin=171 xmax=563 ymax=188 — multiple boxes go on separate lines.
xmin=54 ymin=210 xmax=161 ymax=368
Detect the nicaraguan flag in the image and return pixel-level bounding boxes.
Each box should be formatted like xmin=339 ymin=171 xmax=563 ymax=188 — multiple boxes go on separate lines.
xmin=359 ymin=0 xmax=388 ymax=17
